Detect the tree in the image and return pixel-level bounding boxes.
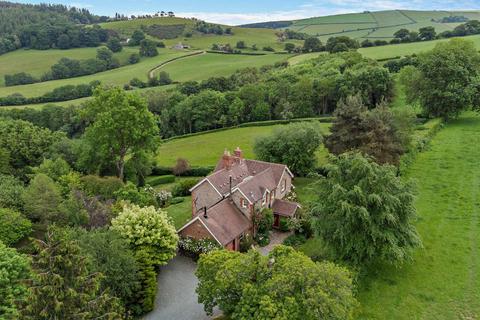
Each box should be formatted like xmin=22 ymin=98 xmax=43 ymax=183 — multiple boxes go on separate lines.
xmin=82 ymin=87 xmax=159 ymax=180
xmin=284 ymin=42 xmax=295 ymax=53
xmin=325 ymin=96 xmax=410 ymax=165
xmin=22 ymin=173 xmax=63 ymax=223
xmin=311 ymin=152 xmax=421 ymax=266
xmin=139 ymin=39 xmax=158 ymax=57
xmin=0 ymin=174 xmax=25 ymax=211
xmin=325 ymin=36 xmax=359 ymax=53
xmin=399 ymin=39 xmax=480 ymax=119
xmin=32 ymin=157 xmax=71 ymax=182
xmin=20 ymin=228 xmax=124 ymax=319
xmin=0 ymin=208 xmax=32 ymax=246
xmin=158 ymin=71 xmax=172 ymax=85
xmin=172 ymin=158 xmax=190 ymax=175
xmin=129 ymin=53 xmax=140 ymax=64
xmin=254 ymin=122 xmax=323 ymax=176
xmin=111 ymin=204 xmax=178 ymax=313
xmin=419 ymin=26 xmax=436 ymax=40
xmin=56 ymin=34 xmax=71 ymax=49
xmin=393 ymin=28 xmax=410 ymax=41
xmin=196 ymin=246 xmax=356 ymax=319
xmin=107 ymin=37 xmax=122 ymax=52
xmin=130 ymin=30 xmax=145 ymax=46
xmin=303 ymin=37 xmax=322 ymax=52
xmin=236 ymin=40 xmax=246 ymax=49
xmin=0 ymin=241 xmax=30 ymax=319
xmin=72 ymin=228 xmax=140 ymax=308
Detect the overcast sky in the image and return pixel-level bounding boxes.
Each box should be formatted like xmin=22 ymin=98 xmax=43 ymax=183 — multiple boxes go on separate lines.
xmin=17 ymin=0 xmax=480 ymax=25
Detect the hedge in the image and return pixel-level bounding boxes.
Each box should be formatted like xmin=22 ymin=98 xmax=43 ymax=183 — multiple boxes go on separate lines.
xmin=162 ymin=116 xmax=334 ymax=142
xmin=152 ymin=166 xmax=214 ymax=177
xmin=147 ymin=175 xmax=175 ymax=186
xmin=399 ymin=118 xmax=444 ymax=174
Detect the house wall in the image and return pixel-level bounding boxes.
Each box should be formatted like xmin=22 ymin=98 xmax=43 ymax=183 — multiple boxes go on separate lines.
xmin=231 ymin=190 xmax=253 ymax=219
xmin=276 ymin=170 xmax=293 ymax=199
xmin=179 ymin=220 xmax=214 ymax=241
xmin=191 ymin=181 xmax=223 ymax=215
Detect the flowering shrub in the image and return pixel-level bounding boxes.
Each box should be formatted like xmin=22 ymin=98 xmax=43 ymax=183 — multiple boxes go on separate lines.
xmin=143 ymin=186 xmax=172 ymax=207
xmin=284 ymin=190 xmax=298 ymax=202
xmin=178 ymin=236 xmax=221 ymax=258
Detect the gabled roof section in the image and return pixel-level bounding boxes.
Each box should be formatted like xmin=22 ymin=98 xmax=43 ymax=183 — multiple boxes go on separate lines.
xmin=272 ymin=199 xmax=300 ymax=217
xmin=198 ymin=199 xmax=251 ymax=245
xmin=234 ymin=168 xmax=276 ymax=203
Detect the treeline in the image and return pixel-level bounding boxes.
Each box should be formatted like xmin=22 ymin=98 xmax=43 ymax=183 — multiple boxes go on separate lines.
xmin=361 ymin=20 xmax=480 ymax=48
xmin=194 ymin=21 xmax=232 ymax=35
xmin=4 ymin=47 xmax=126 ymax=86
xmin=0 ymin=2 xmax=111 ymax=55
xmin=0 ymin=81 xmax=100 ymax=106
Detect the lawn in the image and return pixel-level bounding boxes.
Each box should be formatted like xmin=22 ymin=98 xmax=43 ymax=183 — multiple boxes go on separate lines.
xmin=0 ymin=47 xmax=138 ymax=87
xmin=165 ymin=196 xmax=192 ymax=230
xmin=356 ymin=113 xmax=480 ymax=319
xmin=155 ymin=122 xmax=331 ymax=167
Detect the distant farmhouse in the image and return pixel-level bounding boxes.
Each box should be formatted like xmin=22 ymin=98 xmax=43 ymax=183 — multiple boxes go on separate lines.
xmin=178 ymin=148 xmax=300 ymax=251
xmin=172 ymin=42 xmax=190 ymax=50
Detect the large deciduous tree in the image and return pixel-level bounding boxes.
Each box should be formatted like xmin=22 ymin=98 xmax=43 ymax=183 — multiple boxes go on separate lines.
xmin=399 ymin=39 xmax=480 ymax=119
xmin=196 ymin=246 xmax=356 ymax=319
xmin=20 ymin=228 xmax=124 ymax=319
xmin=82 ymin=87 xmax=159 ymax=180
xmin=310 ymin=152 xmax=421 ymax=266
xmin=254 ymin=122 xmax=323 ymax=176
xmin=0 ymin=241 xmax=30 ymax=319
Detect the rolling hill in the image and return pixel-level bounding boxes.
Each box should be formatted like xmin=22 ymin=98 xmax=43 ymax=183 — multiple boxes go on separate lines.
xmin=243 ymin=10 xmax=480 ymax=42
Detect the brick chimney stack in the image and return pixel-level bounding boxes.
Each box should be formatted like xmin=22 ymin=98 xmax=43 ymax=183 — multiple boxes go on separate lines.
xmin=223 ymin=149 xmax=233 ymax=170
xmin=234 ymin=147 xmax=243 ymax=160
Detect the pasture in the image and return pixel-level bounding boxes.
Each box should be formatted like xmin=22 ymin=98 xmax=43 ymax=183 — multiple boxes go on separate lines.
xmin=286 ymin=10 xmax=480 ymax=41
xmin=155 ymin=122 xmax=331 ymax=168
xmin=0 ymin=46 xmax=137 ymax=87
xmin=356 ymin=113 xmax=480 ymax=319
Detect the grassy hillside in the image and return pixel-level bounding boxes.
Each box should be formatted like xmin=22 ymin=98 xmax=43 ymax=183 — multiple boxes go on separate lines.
xmin=356 ymin=113 xmax=480 ymax=319
xmin=359 ymin=34 xmax=480 ymax=59
xmin=153 ymin=52 xmax=291 ymax=82
xmin=100 ymin=16 xmax=297 ymax=51
xmin=259 ymin=10 xmax=480 ymax=42
xmin=155 ymin=122 xmax=331 ymax=167
xmin=0 ymin=47 xmax=138 ymax=87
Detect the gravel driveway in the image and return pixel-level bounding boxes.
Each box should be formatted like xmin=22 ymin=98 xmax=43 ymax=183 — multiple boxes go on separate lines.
xmin=143 ymin=254 xmax=219 ymax=320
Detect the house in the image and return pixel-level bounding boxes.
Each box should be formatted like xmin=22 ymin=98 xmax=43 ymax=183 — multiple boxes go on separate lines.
xmin=178 ymin=147 xmax=300 ymax=251
xmin=172 ymin=42 xmax=190 ymax=50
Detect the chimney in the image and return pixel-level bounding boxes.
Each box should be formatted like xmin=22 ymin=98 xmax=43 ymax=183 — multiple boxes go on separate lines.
xmin=234 ymin=147 xmax=243 ymax=160
xmin=203 ymin=206 xmax=208 ymax=219
xmin=223 ymin=149 xmax=233 ymax=170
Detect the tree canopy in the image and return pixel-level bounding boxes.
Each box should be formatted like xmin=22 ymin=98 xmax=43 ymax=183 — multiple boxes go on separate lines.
xmin=254 ymin=122 xmax=323 ymax=176
xmin=196 ymin=246 xmax=357 ymax=319
xmin=82 ymin=87 xmax=159 ymax=180
xmin=310 ymin=152 xmax=421 ymax=266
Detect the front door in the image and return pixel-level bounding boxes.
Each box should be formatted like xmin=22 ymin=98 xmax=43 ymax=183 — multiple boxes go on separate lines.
xmin=273 ymin=214 xmax=280 ymax=228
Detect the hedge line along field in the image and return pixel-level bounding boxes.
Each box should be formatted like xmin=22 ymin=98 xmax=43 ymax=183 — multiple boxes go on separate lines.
xmin=0 ymin=46 xmax=138 ymax=87
xmin=356 ymin=112 xmax=480 ymax=319
xmin=155 ymin=122 xmax=332 ymax=168
xmin=358 ymin=34 xmax=480 ymax=60
xmin=0 ymin=51 xmax=289 ymax=99
xmin=285 ymin=10 xmax=480 ymax=41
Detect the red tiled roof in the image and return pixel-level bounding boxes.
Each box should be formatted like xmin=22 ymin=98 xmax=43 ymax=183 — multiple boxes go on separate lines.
xmin=198 ymin=199 xmax=251 ymax=245
xmin=272 ymin=199 xmax=299 ymax=217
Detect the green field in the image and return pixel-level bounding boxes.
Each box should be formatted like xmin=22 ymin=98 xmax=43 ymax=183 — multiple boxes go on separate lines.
xmin=355 ymin=113 xmax=480 ymax=319
xmin=0 ymin=47 xmax=138 ymax=87
xmin=155 ymin=122 xmax=331 ymax=167
xmin=360 ymin=34 xmax=480 ymax=60
xmin=284 ymin=10 xmax=480 ymax=41
xmin=153 ymin=52 xmax=291 ymax=81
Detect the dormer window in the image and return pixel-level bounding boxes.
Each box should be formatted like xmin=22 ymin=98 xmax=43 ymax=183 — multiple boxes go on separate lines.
xmin=240 ymin=198 xmax=247 ymax=208
xmin=281 ymin=179 xmax=286 ymax=192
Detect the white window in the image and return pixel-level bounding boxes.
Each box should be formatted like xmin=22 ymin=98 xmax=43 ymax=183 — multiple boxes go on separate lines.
xmin=241 ymin=198 xmax=247 ymax=208
xmin=281 ymin=179 xmax=286 ymax=192
xmin=262 ymin=194 xmax=266 ymax=206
